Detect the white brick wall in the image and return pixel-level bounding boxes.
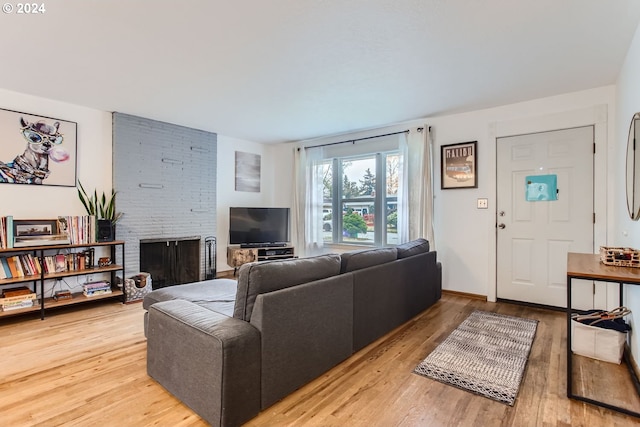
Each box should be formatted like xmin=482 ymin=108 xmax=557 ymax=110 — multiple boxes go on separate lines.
xmin=113 ymin=113 xmax=217 ymax=279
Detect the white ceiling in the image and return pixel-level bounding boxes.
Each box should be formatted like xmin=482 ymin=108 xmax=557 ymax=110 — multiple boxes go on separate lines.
xmin=1 ymin=1 xmax=639 ymax=144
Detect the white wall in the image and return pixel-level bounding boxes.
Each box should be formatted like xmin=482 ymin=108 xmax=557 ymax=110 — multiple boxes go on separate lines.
xmin=0 ymin=88 xmax=112 ymax=219
xmin=615 ymin=21 xmax=640 ymax=360
xmin=216 ymin=135 xmax=294 ymax=272
xmin=0 ymin=89 xmax=296 ymax=277
xmin=286 ymin=87 xmax=616 ymax=299
xmin=0 ymin=76 xmax=625 ymax=306
xmin=428 ymin=87 xmax=616 ymax=299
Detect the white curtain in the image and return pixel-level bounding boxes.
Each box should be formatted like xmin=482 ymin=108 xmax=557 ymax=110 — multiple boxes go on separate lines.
xmin=404 ymin=126 xmax=435 ymax=246
xmin=292 ymin=145 xmax=325 ymax=257
xmin=398 ymin=133 xmax=410 ymax=243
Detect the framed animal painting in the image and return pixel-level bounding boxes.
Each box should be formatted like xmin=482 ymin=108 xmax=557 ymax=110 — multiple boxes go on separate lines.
xmin=0 ymin=108 xmax=77 ymax=187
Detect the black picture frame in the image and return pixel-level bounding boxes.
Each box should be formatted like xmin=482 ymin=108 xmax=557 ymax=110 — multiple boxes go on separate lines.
xmin=441 ymin=141 xmax=477 ymax=189
xmin=0 ymin=108 xmax=77 ymax=187
xmin=14 ymin=219 xmax=58 ymax=237
xmin=12 ymin=218 xmax=71 ymax=247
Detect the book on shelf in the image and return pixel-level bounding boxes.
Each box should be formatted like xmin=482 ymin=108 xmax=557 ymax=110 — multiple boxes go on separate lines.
xmin=8 ymin=256 xmax=23 ymax=277
xmin=53 ymin=290 xmax=72 ymax=301
xmin=13 ymin=233 xmax=71 ymax=247
xmin=0 ymin=258 xmax=10 ymax=278
xmin=0 ymin=216 xmax=13 ymax=249
xmin=0 ymin=216 xmax=5 ymax=249
xmin=42 ymin=256 xmax=55 ymax=274
xmin=18 ymin=254 xmax=33 ymax=276
xmin=33 ymin=255 xmax=42 ymax=275
xmin=57 ymin=215 xmax=96 ymax=245
xmin=82 ymin=281 xmax=111 ymax=296
xmin=0 ymin=292 xmax=37 ymax=303
xmin=83 ymin=281 xmax=110 ymax=290
xmin=6 ymin=216 xmax=13 ymax=249
xmin=83 ymin=288 xmax=112 ymax=297
xmin=54 ymin=254 xmax=66 ymax=273
xmin=1 ymin=299 xmax=34 ymax=311
xmin=3 ymin=286 xmax=33 ymax=297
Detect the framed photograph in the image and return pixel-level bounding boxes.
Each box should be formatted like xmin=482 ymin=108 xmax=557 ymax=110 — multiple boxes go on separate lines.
xmin=14 ymin=219 xmax=57 ymax=237
xmin=0 ymin=108 xmax=77 ymax=187
xmin=13 ymin=219 xmax=70 ymax=247
xmin=441 ymin=141 xmax=477 ymax=189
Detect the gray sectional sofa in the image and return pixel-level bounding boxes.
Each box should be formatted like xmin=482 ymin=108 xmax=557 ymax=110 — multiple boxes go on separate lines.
xmin=143 ymin=238 xmax=441 ymax=427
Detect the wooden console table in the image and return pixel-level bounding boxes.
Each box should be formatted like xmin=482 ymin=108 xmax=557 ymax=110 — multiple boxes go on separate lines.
xmin=227 ymin=245 xmax=295 ymax=275
xmin=566 ymin=252 xmax=640 ymax=417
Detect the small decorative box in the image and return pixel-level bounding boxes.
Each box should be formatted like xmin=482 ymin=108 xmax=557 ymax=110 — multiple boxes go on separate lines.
xmin=599 ymin=246 xmax=640 ymax=268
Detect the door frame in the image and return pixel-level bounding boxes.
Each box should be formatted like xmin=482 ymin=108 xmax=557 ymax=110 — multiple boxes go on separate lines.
xmin=487 ymin=105 xmax=609 ymax=303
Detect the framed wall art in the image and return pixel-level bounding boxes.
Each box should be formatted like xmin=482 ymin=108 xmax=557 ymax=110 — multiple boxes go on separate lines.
xmin=12 ymin=218 xmax=70 ymax=247
xmin=441 ymin=141 xmax=477 ymax=189
xmin=235 ymin=151 xmax=261 ymax=192
xmin=0 ymin=108 xmax=77 ymax=187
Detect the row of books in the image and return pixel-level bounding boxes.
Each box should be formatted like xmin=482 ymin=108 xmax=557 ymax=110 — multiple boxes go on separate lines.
xmin=83 ymin=281 xmax=112 ymax=297
xmin=0 ymin=216 xmax=13 ymax=249
xmin=57 ymin=216 xmax=97 ymax=245
xmin=0 ymin=254 xmax=41 ymax=279
xmin=1 ymin=286 xmax=36 ymax=312
xmin=0 ymin=250 xmax=97 ymax=279
xmin=0 ymin=215 xmax=98 ymax=249
xmin=43 ymin=251 xmax=95 ymax=274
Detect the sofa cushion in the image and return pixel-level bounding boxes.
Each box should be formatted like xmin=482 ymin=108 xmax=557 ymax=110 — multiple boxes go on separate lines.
xmin=340 ymin=247 xmax=397 ymax=273
xmin=143 ymin=279 xmax=237 ymax=317
xmin=233 ymin=254 xmax=341 ymax=322
xmin=396 ymin=238 xmax=430 ymax=259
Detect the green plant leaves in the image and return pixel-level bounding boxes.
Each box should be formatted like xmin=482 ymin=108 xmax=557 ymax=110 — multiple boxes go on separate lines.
xmin=77 ymin=181 xmax=123 ymax=223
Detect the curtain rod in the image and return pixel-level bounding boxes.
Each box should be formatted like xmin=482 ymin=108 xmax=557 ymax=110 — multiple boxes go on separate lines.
xmin=301 ymin=128 xmax=420 ymax=150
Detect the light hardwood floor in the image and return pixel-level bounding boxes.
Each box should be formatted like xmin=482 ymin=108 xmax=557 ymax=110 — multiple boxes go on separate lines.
xmin=1 ymin=293 xmax=640 ymax=426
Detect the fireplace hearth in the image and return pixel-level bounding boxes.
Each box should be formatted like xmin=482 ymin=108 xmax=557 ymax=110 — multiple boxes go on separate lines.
xmin=140 ymin=237 xmax=201 ymax=289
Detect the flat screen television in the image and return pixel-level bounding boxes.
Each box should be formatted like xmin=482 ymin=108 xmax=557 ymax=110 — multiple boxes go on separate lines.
xmin=229 ymin=207 xmax=290 ymax=247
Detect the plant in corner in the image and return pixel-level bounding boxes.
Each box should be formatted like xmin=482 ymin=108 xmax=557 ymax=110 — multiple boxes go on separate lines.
xmin=77 ymin=181 xmax=123 ymax=241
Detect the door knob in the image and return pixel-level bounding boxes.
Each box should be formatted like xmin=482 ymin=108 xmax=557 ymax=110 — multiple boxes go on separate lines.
xmin=498 ymin=223 xmax=506 ymax=229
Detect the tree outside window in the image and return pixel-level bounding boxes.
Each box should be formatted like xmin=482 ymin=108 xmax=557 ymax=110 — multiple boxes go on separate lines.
xmin=321 ymin=151 xmax=400 ymax=246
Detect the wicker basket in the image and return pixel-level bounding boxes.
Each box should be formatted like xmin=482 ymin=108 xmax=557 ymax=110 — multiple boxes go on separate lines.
xmin=599 ymin=246 xmax=640 ymax=268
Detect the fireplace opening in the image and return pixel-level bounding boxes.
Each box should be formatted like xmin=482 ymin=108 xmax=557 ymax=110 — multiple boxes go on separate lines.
xmin=140 ymin=237 xmax=200 ymax=289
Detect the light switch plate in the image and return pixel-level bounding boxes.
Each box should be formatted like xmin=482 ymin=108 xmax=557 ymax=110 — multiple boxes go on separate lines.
xmin=477 ymin=198 xmax=488 ymax=209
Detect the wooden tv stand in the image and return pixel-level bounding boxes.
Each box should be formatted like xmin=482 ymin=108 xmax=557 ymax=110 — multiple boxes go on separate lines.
xmin=227 ymin=245 xmax=295 ymax=273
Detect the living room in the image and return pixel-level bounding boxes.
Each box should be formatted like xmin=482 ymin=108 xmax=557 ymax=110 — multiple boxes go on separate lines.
xmin=2 ymin=1 xmax=640 ymax=426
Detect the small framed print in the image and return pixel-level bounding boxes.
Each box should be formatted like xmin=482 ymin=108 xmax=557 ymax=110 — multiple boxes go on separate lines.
xmin=441 ymin=141 xmax=477 ymax=189
xmin=12 ymin=219 xmax=71 ymax=247
xmin=14 ymin=219 xmax=57 ymax=237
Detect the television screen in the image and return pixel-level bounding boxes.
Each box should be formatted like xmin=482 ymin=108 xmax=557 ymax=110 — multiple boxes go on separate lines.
xmin=229 ymin=207 xmax=290 ymax=246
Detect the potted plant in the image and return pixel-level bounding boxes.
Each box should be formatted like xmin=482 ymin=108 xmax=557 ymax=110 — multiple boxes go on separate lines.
xmin=77 ymin=181 xmax=123 ymax=241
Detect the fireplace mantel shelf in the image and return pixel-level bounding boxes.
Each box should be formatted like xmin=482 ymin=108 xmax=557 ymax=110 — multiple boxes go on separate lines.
xmin=140 ymin=236 xmax=201 ymax=244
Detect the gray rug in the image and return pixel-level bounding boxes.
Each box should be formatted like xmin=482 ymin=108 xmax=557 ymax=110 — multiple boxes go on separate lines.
xmin=414 ymin=310 xmax=538 ymax=405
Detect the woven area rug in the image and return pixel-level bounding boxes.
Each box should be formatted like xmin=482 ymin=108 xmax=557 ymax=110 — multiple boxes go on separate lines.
xmin=414 ymin=310 xmax=538 ymax=405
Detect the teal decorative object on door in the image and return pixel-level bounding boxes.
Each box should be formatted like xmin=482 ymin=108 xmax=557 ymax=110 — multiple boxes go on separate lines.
xmin=525 ymin=174 xmax=557 ymax=201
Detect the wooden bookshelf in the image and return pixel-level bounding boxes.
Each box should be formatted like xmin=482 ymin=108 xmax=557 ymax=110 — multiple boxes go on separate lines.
xmin=0 ymin=240 xmax=125 ymax=320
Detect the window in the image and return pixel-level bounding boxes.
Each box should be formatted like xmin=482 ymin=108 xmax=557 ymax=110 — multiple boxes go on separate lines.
xmin=321 ymin=151 xmax=400 ymax=246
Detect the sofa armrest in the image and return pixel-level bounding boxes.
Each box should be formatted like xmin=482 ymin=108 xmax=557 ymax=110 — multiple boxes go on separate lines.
xmin=147 ymin=299 xmax=261 ymax=427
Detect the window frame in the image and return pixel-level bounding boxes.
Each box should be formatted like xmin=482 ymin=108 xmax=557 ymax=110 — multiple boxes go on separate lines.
xmin=323 ymin=150 xmax=400 ymax=247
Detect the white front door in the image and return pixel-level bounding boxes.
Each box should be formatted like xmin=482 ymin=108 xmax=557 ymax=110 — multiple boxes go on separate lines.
xmin=496 ymin=126 xmax=594 ymax=308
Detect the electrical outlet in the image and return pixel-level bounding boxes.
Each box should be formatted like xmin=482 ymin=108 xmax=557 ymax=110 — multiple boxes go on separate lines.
xmin=477 ymin=198 xmax=488 ymax=209
xmin=86 ymin=274 xmax=93 ymax=283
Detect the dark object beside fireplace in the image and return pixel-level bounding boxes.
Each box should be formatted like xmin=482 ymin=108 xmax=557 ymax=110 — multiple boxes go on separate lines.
xmin=140 ymin=237 xmax=200 ymax=289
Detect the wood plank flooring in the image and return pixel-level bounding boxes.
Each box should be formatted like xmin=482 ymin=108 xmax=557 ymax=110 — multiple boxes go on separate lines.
xmin=1 ymin=293 xmax=639 ymax=426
